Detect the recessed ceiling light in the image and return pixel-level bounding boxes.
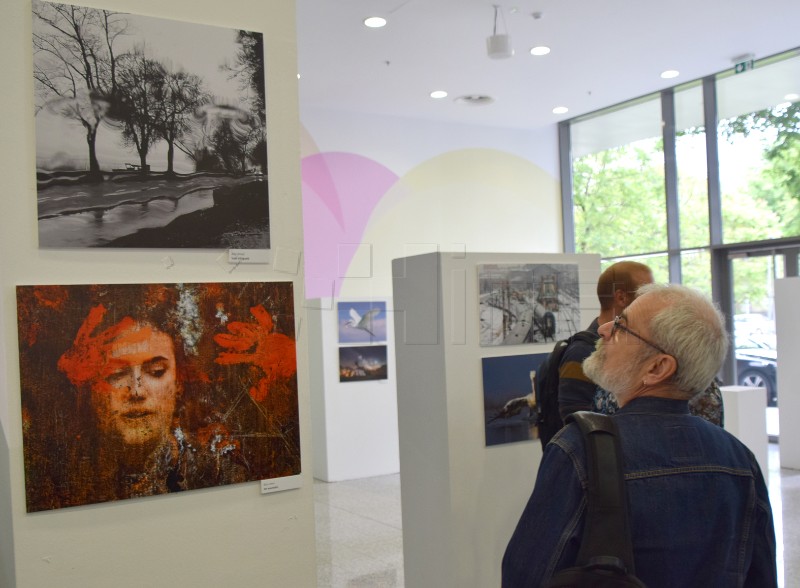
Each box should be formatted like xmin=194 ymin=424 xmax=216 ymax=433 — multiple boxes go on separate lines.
xmin=364 ymin=16 xmax=387 ymax=28
xmin=552 ymin=106 xmax=568 ymax=114
xmin=785 ymin=93 xmax=799 ymax=101
xmin=430 ymin=90 xmax=448 ymax=99
xmin=660 ymin=70 xmax=680 ymax=79
xmin=530 ymin=46 xmax=551 ymax=56
xmin=455 ymin=95 xmax=494 ymax=106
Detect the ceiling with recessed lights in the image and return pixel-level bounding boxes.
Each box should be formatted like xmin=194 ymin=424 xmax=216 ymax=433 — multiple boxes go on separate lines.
xmin=296 ymin=0 xmax=800 ymax=130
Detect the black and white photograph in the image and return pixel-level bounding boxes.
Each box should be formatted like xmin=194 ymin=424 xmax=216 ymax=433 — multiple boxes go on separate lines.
xmin=478 ymin=263 xmax=581 ymax=346
xmin=33 ymin=0 xmax=270 ymax=248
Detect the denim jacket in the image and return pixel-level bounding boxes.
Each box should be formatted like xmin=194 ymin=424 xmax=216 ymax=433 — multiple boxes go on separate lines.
xmin=502 ymin=396 xmax=777 ymax=587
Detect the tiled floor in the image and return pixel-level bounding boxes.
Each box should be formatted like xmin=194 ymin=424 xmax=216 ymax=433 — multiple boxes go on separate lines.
xmin=314 ymin=474 xmax=404 ymax=587
xmin=315 ymin=442 xmax=800 ymax=587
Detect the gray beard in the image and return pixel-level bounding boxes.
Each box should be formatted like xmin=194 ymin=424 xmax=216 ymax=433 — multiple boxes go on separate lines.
xmin=583 ymin=345 xmax=639 ymax=399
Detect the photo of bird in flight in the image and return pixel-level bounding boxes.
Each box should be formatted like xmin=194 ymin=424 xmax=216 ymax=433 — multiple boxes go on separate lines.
xmin=338 ymin=301 xmax=387 ymax=343
xmin=346 ymin=307 xmax=380 ymax=337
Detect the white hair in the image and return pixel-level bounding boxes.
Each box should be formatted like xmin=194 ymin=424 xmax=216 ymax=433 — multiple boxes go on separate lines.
xmin=637 ymin=283 xmax=729 ymax=397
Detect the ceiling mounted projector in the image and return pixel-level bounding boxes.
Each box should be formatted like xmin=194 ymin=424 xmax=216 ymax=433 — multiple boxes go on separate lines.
xmin=487 ymin=5 xmax=513 ymax=59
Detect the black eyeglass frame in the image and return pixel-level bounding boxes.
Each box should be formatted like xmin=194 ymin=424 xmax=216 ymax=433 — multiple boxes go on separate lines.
xmin=611 ymin=315 xmax=673 ymax=359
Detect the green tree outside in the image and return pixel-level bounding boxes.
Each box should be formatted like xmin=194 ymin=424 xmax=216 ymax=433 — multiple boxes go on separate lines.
xmin=573 ymin=106 xmax=800 ymax=320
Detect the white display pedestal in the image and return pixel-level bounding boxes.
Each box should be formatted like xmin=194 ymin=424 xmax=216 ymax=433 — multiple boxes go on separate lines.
xmin=720 ymin=385 xmax=769 ymax=481
xmin=391 ymin=251 xmax=600 ymax=588
xmin=308 ymin=300 xmax=400 ymax=482
xmin=776 ymin=278 xmax=800 ymax=470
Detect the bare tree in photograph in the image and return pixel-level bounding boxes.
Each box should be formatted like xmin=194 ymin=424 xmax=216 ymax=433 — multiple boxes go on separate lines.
xmin=33 ymin=1 xmax=127 ymax=179
xmin=226 ymin=31 xmax=267 ymax=174
xmin=231 ymin=31 xmax=266 ymax=117
xmin=158 ymin=70 xmax=208 ymax=175
xmin=33 ymin=2 xmax=272 ymax=249
xmin=114 ymin=49 xmax=167 ymax=173
xmin=175 ymin=122 xmax=215 ymax=172
xmin=210 ymin=113 xmax=251 ymax=175
xmin=174 ymin=103 xmax=251 ymax=174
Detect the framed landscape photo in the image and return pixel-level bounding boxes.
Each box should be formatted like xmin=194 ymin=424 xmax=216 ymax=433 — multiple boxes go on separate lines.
xmin=33 ymin=0 xmax=270 ymax=249
xmin=338 ymin=345 xmax=388 ymax=382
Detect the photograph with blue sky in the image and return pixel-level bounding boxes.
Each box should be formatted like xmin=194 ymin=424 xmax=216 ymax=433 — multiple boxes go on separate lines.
xmin=337 ymin=300 xmax=387 ymax=344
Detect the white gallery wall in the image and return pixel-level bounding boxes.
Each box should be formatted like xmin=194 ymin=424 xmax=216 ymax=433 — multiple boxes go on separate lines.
xmin=301 ymin=108 xmax=564 ymax=481
xmin=776 ymin=277 xmax=800 ymax=470
xmin=0 ymin=0 xmax=317 ymax=586
xmin=392 ymin=251 xmax=601 ymax=587
xmin=309 ymin=298 xmax=400 ymax=482
xmin=300 ymin=108 xmax=561 ymax=179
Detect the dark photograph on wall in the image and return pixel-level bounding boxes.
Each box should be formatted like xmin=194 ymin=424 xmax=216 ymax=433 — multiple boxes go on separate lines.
xmin=478 ymin=263 xmax=581 ymax=347
xmin=32 ymin=0 xmax=270 ymax=248
xmin=338 ymin=346 xmax=388 ymax=382
xmin=482 ymin=353 xmax=548 ymax=447
xmin=16 ymin=282 xmax=299 ymax=512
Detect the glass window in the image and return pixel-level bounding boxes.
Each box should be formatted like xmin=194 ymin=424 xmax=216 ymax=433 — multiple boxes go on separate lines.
xmin=571 ymin=97 xmax=667 ymax=258
xmin=716 ymin=53 xmax=800 ymax=244
xmin=731 ymin=254 xmax=782 ymax=407
xmin=674 ymin=83 xmax=710 ymax=249
xmin=680 ymin=249 xmax=711 ymax=296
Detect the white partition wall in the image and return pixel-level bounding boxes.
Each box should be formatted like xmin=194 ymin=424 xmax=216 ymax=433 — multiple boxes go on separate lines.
xmin=720 ymin=386 xmax=769 ymax=480
xmin=776 ymin=277 xmax=800 ymax=470
xmin=392 ymin=251 xmax=600 ymax=588
xmin=309 ymin=298 xmax=400 ymax=481
xmin=0 ymin=1 xmax=317 ymax=586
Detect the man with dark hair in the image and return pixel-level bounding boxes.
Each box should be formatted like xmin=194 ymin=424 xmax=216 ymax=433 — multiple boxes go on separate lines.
xmin=557 ymin=260 xmax=653 ymax=418
xmin=502 ymin=284 xmax=777 ymax=587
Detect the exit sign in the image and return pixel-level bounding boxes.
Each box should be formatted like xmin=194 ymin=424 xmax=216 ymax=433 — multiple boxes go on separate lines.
xmin=735 ymin=59 xmax=754 ymax=74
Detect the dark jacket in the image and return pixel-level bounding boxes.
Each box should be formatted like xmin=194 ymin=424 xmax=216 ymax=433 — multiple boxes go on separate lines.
xmin=502 ymin=396 xmax=777 ymax=587
xmin=556 ymin=318 xmax=600 ymax=419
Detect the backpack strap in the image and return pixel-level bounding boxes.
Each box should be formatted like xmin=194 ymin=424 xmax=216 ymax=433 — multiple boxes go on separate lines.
xmin=569 ymin=330 xmax=600 ymax=348
xmin=565 ymin=411 xmax=637 ymax=576
xmin=537 ymin=329 xmax=600 ymax=450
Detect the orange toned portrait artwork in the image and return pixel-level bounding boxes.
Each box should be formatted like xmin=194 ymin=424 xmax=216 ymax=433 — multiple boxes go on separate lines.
xmin=16 ymin=282 xmax=299 ymax=512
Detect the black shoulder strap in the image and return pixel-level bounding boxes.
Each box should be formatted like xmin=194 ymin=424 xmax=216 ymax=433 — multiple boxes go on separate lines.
xmin=565 ymin=411 xmax=637 ymax=576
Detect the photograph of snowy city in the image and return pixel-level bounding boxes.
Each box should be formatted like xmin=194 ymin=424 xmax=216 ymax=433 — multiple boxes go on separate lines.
xmin=478 ymin=263 xmax=581 ymax=347
xmin=33 ymin=0 xmax=270 ymax=248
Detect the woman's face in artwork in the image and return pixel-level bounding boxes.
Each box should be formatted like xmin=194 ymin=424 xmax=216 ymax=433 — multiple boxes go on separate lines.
xmin=89 ymin=323 xmax=179 ymax=447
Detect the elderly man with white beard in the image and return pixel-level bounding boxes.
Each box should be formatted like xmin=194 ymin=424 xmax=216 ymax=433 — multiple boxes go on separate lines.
xmin=501 ymin=283 xmax=777 ymax=588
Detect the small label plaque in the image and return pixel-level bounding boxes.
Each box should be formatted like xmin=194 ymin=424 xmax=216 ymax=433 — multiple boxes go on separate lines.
xmin=228 ymin=249 xmax=272 ymax=264
xmin=260 ymin=474 xmax=302 ymax=495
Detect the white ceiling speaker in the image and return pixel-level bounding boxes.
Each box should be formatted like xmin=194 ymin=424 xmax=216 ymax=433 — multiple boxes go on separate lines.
xmin=487 ymin=5 xmax=513 ymax=59
xmin=487 ymin=34 xmax=513 ymax=59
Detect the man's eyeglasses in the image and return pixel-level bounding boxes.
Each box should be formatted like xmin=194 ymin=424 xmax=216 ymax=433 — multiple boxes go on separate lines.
xmin=611 ymin=315 xmax=672 ymax=357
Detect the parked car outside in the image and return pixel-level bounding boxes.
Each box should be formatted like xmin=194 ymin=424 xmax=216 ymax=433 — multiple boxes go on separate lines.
xmin=735 ymin=335 xmax=778 ymax=407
